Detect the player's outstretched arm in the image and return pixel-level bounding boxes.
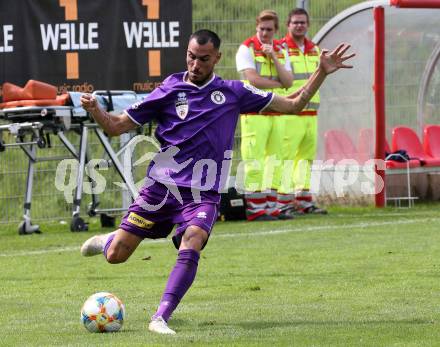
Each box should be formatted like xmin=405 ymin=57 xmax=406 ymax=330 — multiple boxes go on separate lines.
xmin=265 ymin=43 xmax=355 ymax=114
xmin=80 ymin=93 xmax=138 ymax=136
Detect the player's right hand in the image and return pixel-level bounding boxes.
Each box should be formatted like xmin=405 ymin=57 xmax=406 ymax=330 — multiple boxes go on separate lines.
xmin=261 ymin=44 xmax=274 ymax=57
xmin=80 ymin=93 xmax=99 ymax=113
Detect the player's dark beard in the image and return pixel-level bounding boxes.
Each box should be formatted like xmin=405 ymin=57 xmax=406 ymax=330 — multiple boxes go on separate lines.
xmin=191 ymin=70 xmax=214 ymax=86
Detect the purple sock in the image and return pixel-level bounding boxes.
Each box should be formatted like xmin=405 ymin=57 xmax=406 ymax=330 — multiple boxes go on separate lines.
xmin=103 ymin=233 xmax=115 ymax=260
xmin=153 ymin=249 xmax=200 ymax=322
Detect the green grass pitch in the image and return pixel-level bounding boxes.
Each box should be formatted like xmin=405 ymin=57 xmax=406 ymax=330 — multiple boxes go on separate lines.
xmin=1 ymin=204 xmax=440 ymax=346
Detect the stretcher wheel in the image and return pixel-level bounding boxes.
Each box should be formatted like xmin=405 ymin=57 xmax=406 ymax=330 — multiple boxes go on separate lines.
xmin=37 ymin=137 xmax=46 ymax=148
xmin=87 ymin=202 xmax=98 ymax=217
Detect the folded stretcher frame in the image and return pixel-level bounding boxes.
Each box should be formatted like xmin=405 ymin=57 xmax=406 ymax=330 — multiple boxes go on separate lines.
xmin=0 ymin=91 xmax=141 ymax=234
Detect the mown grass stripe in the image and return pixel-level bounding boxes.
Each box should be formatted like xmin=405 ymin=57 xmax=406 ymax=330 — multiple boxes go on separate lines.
xmin=2 ymin=216 xmax=438 ymax=257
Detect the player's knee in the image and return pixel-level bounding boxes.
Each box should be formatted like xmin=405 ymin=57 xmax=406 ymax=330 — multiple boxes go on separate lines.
xmin=181 ymin=226 xmax=208 ymax=251
xmin=105 ymin=248 xmax=128 ymax=264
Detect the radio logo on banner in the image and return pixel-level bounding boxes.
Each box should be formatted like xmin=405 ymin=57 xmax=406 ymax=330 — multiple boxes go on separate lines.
xmin=1 ymin=0 xmax=188 ymax=91
xmin=123 ymin=0 xmax=180 ymax=78
xmin=38 ymin=0 xmax=89 ymax=79
xmin=37 ymin=0 xmax=180 ymax=82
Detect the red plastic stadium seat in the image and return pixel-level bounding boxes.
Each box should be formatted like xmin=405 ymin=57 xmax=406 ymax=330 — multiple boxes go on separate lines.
xmin=358 ymin=128 xmax=374 ymax=163
xmin=324 ymin=129 xmax=360 ymax=163
xmin=384 ymin=133 xmax=420 ymax=169
xmin=358 ymin=128 xmax=419 ymax=169
xmin=392 ymin=126 xmax=440 ymax=167
xmin=423 ymin=124 xmax=440 ymax=159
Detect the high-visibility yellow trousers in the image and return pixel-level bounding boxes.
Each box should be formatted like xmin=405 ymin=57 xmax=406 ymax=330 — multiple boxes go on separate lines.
xmin=278 ymin=115 xmax=317 ymax=194
xmin=240 ymin=115 xmax=285 ymax=192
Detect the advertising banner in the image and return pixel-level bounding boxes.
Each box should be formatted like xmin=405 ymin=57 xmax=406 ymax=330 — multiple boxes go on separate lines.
xmin=0 ymin=0 xmax=192 ymax=96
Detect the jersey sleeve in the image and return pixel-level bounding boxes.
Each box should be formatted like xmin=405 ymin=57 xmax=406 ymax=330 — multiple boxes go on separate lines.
xmin=236 ymin=44 xmax=256 ymax=72
xmin=124 ymin=83 xmax=169 ymax=125
xmin=233 ymin=81 xmax=274 ymax=114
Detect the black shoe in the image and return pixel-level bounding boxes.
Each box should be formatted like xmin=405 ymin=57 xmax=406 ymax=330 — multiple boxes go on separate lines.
xmin=295 ymin=200 xmax=328 ymax=215
xmin=291 ymin=208 xmax=305 ymax=216
xmin=252 ymin=214 xmax=278 ymax=221
xmin=303 ymin=205 xmax=328 ymax=215
xmin=279 ymin=204 xmax=303 ymax=217
xmin=277 ymin=211 xmax=295 ymax=220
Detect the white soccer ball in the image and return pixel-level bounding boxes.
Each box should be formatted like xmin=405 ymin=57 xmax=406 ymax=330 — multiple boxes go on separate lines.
xmin=81 ymin=292 xmax=125 ymax=333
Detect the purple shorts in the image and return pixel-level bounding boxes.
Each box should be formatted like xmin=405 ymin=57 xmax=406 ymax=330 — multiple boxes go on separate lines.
xmin=119 ymin=180 xmax=219 ymax=249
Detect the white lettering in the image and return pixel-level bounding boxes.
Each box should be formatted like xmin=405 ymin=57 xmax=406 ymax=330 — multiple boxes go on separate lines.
xmin=235 ymin=160 xmax=262 ymax=193
xmin=83 ymin=159 xmax=108 ymax=195
xmin=218 ymin=150 xmax=233 ymax=193
xmin=71 ymin=23 xmax=80 ymax=50
xmin=333 ymin=159 xmax=360 ymax=197
xmin=361 ymin=159 xmax=385 ymax=194
xmin=191 ymin=159 xmax=217 ymax=202
xmin=143 ymin=22 xmax=152 ymax=48
xmin=88 ymin=23 xmax=98 ymax=49
xmin=152 ymin=22 xmax=159 ymax=48
xmin=54 ymin=159 xmax=78 ymax=203
xmin=262 ymin=155 xmax=281 ymax=190
xmin=160 ymin=22 xmax=169 ymax=47
xmin=123 ymin=22 xmax=143 ymax=48
xmin=169 ymin=21 xmax=179 ymax=47
xmin=40 ymin=24 xmax=59 ymax=50
xmin=0 ymin=25 xmax=14 ymax=52
xmin=123 ymin=21 xmax=180 ymax=49
xmin=40 ymin=23 xmax=99 ymax=51
xmin=59 ymin=23 xmax=70 ymax=50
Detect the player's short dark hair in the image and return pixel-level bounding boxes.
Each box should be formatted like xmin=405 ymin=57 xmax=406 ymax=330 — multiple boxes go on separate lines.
xmin=287 ymin=8 xmax=310 ymax=25
xmin=189 ymin=29 xmax=221 ymax=49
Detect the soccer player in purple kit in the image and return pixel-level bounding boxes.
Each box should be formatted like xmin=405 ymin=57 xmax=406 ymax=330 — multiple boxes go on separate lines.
xmin=79 ymin=29 xmax=354 ymax=335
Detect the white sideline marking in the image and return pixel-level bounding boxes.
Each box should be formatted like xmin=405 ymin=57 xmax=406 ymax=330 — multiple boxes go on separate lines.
xmin=0 ymin=246 xmax=79 ymax=257
xmin=224 ymin=217 xmax=440 ymax=238
xmin=1 ymin=216 xmax=439 ymax=257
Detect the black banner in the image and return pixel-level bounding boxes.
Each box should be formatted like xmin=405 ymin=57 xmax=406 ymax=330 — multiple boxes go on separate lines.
xmin=0 ymin=0 xmax=192 ymax=96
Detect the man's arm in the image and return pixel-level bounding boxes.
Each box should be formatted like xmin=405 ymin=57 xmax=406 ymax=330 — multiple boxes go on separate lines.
xmin=265 ymin=43 xmax=354 ymax=114
xmin=236 ymin=44 xmax=285 ymax=89
xmin=262 ymin=43 xmax=293 ymax=88
xmin=242 ymin=68 xmax=283 ymax=89
xmin=80 ymin=94 xmax=138 ymax=136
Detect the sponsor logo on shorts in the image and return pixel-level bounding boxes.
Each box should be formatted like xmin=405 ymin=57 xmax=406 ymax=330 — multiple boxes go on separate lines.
xmin=196 ymin=211 xmax=207 ymax=219
xmin=127 ymin=212 xmax=155 ymax=229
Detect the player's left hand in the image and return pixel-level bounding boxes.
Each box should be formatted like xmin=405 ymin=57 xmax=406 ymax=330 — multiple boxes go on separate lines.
xmin=319 ymin=43 xmax=355 ymax=75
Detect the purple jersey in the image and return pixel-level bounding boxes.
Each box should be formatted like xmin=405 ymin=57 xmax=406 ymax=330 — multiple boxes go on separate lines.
xmin=125 ymin=72 xmax=274 ymax=192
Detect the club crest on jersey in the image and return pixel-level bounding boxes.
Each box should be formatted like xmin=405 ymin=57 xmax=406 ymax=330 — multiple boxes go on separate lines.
xmin=175 ymin=92 xmax=189 ymax=119
xmin=211 ymin=91 xmax=226 ymax=105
